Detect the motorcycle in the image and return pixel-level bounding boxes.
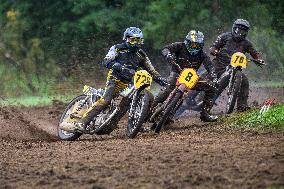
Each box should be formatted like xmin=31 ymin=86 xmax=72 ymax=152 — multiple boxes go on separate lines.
xmin=150 ymin=68 xmax=199 ymax=133
xmin=58 ymin=67 xmax=154 ymax=140
xmin=178 ymin=52 xmax=265 ymax=115
xmin=222 ymin=52 xmax=264 ymax=113
xmin=127 ymin=69 xmax=153 ymax=138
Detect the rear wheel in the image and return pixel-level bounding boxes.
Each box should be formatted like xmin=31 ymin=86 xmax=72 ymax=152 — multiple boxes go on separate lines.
xmin=58 ymin=95 xmax=86 ymax=141
xmin=226 ymin=70 xmax=242 ymax=114
xmin=155 ymin=91 xmax=183 ymax=133
xmin=94 ymin=97 xmax=129 ymax=135
xmin=93 ymin=104 xmax=119 ymax=135
xmin=127 ymin=90 xmax=152 ymax=138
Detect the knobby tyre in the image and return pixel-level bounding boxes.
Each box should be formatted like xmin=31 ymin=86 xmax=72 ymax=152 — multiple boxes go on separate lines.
xmin=155 ymin=91 xmax=183 ymax=133
xmin=226 ymin=70 xmax=242 ymax=114
xmin=127 ymin=90 xmax=152 ymax=138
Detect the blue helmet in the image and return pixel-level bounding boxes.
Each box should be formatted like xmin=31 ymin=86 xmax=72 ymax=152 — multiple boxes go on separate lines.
xmin=123 ymin=27 xmax=144 ymax=48
xmin=184 ymin=30 xmax=204 ymax=55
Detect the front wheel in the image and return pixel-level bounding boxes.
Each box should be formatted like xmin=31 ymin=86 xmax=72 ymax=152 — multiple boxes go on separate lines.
xmin=127 ymin=90 xmax=152 ymax=138
xmin=155 ymin=91 xmax=183 ymax=133
xmin=58 ymin=95 xmax=86 ymax=141
xmin=226 ymin=70 xmax=242 ymax=114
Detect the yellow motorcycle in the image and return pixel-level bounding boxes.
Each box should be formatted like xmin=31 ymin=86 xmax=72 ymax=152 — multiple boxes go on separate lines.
xmin=58 ymin=67 xmax=154 ymax=140
xmin=223 ymin=52 xmax=265 ymax=113
xmin=127 ymin=70 xmax=153 ymax=138
xmin=150 ymin=68 xmax=199 ymax=133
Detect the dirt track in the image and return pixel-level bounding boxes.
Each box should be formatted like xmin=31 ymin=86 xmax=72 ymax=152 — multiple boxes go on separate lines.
xmin=0 ymin=87 xmax=284 ymax=189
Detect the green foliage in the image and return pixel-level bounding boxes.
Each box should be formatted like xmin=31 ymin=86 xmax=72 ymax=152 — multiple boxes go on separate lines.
xmin=0 ymin=0 xmax=283 ymax=97
xmin=249 ymin=29 xmax=284 ymax=80
xmin=0 ymin=95 xmax=73 ymax=107
xmin=225 ymin=105 xmax=284 ymax=132
xmin=0 ymin=8 xmax=60 ymax=97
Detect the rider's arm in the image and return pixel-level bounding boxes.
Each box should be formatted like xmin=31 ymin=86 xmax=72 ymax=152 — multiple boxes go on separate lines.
xmin=138 ymin=49 xmax=161 ymax=79
xmin=101 ymin=45 xmax=118 ymax=69
xmin=202 ymin=53 xmax=217 ymax=80
xmin=246 ymin=40 xmax=261 ymax=59
xmin=161 ymin=42 xmax=182 ymax=71
xmin=209 ymin=33 xmax=227 ymax=56
xmin=246 ymin=40 xmax=265 ymax=65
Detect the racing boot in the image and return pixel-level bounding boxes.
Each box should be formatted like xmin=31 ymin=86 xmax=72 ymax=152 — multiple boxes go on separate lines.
xmin=237 ymin=95 xmax=250 ymax=112
xmin=237 ymin=105 xmax=251 ymax=112
xmin=200 ymin=103 xmax=218 ymax=122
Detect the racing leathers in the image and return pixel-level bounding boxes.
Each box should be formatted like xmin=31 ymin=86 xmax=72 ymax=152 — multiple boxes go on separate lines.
xmin=210 ymin=32 xmax=261 ymax=111
xmin=153 ymin=42 xmax=218 ymax=122
xmin=80 ymin=42 xmax=163 ymax=128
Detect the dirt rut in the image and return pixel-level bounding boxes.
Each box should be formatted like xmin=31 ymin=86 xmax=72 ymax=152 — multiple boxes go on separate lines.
xmin=0 ymin=88 xmax=283 ymax=188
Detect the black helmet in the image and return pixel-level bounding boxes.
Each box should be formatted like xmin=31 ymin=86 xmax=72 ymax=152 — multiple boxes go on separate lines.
xmin=184 ymin=30 xmax=204 ymax=55
xmin=232 ymin=19 xmax=250 ymax=41
xmin=123 ymin=27 xmax=144 ymax=48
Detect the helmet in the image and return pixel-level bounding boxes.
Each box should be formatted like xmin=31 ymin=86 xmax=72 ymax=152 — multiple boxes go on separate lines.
xmin=232 ymin=19 xmax=250 ymax=41
xmin=184 ymin=30 xmax=204 ymax=55
xmin=123 ymin=27 xmax=144 ymax=48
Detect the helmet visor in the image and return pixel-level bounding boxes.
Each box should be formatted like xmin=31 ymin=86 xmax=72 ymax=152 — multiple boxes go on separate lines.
xmin=234 ymin=27 xmax=248 ymax=37
xmin=127 ymin=37 xmax=144 ymax=45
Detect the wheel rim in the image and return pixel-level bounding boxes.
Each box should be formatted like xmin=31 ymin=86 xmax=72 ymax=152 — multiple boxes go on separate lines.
xmin=94 ymin=107 xmax=114 ymax=127
xmin=129 ymin=95 xmax=144 ymax=132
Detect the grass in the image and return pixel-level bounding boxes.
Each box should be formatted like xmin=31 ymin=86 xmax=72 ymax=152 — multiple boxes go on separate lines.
xmin=251 ymin=80 xmax=284 ymax=88
xmin=0 ymin=95 xmax=74 ymax=107
xmin=223 ymin=104 xmax=284 ymax=132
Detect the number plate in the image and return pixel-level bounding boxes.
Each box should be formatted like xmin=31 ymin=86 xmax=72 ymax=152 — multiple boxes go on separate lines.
xmin=134 ymin=70 xmax=152 ymax=90
xmin=231 ymin=52 xmax=247 ymax=68
xmin=177 ymin=68 xmax=199 ymax=89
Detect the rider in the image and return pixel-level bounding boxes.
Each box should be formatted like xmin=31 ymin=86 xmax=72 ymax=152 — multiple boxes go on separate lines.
xmin=210 ymin=19 xmax=265 ymax=111
xmin=74 ymin=27 xmax=167 ymax=132
xmin=152 ymin=30 xmax=218 ymax=122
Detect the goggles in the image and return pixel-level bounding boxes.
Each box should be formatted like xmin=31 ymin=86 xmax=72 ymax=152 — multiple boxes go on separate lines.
xmin=127 ymin=37 xmax=144 ymax=45
xmin=188 ymin=42 xmax=203 ymax=50
xmin=234 ymin=27 xmax=248 ymax=36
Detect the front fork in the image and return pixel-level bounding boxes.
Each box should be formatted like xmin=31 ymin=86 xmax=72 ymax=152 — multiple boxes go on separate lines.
xmin=163 ymin=84 xmax=187 ymax=109
xmin=227 ymin=68 xmax=236 ymax=95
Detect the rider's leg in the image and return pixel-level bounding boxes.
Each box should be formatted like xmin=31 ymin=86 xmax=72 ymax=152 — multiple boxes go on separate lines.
xmin=193 ymin=81 xmax=218 ymax=122
xmin=237 ymin=73 xmax=250 ymax=111
xmin=151 ymin=72 xmax=178 ymax=108
xmin=78 ymin=77 xmax=119 ymax=130
xmin=214 ymin=71 xmax=230 ymax=102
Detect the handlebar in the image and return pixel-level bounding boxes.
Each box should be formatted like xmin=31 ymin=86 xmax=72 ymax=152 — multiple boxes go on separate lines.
xmin=248 ymin=58 xmax=266 ymax=67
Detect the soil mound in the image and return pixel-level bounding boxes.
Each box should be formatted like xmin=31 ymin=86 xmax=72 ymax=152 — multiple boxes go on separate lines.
xmin=0 ymin=105 xmax=59 ymax=141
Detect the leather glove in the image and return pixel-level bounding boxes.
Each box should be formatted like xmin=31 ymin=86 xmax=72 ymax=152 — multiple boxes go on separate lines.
xmin=112 ymin=62 xmax=122 ymax=72
xmin=210 ymin=47 xmax=218 ymax=56
xmin=155 ymin=77 xmax=168 ymax=86
xmin=166 ymin=54 xmax=182 ymax=72
xmin=256 ymin=59 xmax=265 ymax=66
xmin=166 ymin=53 xmax=175 ymax=62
